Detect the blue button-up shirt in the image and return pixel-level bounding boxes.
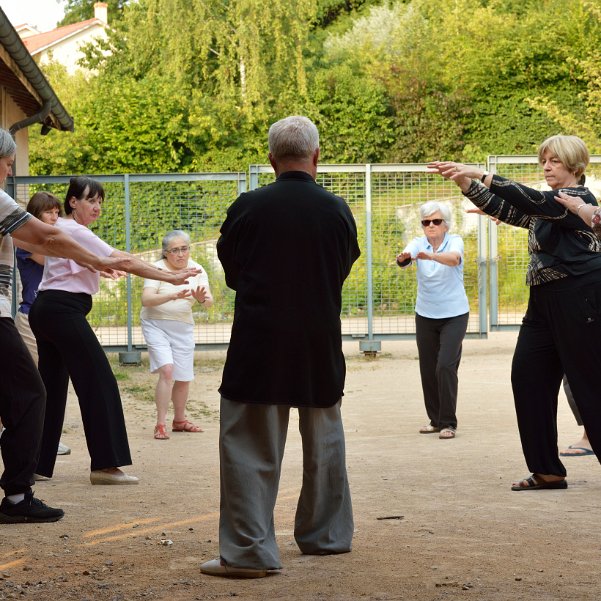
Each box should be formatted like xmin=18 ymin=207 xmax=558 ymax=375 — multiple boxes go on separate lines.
xmin=403 ymin=233 xmax=470 ymax=319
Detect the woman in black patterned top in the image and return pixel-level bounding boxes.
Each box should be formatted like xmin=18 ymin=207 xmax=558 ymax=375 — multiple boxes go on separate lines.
xmin=428 ymin=135 xmax=601 ymax=491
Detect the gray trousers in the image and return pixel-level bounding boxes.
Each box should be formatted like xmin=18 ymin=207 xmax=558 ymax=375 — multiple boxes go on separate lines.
xmin=218 ymin=397 xmax=354 ymax=570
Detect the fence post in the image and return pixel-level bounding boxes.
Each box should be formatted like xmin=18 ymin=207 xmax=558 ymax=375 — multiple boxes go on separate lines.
xmin=249 ymin=165 xmax=259 ymax=191
xmin=486 ymin=157 xmax=499 ymax=330
xmin=237 ymin=172 xmax=247 ymax=195
xmin=477 ymin=214 xmax=489 ymax=336
xmin=119 ymin=173 xmax=141 ymax=365
xmin=359 ymin=163 xmax=381 ymax=356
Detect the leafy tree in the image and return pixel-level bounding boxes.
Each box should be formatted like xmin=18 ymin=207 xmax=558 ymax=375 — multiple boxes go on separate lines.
xmin=58 ymin=0 xmax=128 ymax=26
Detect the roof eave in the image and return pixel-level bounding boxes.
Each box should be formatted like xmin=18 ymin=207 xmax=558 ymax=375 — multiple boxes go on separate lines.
xmin=0 ymin=8 xmax=74 ymax=132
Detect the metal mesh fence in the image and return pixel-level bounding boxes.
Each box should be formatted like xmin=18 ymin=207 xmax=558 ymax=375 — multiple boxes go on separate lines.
xmin=249 ymin=164 xmax=486 ymax=341
xmin=9 ymin=173 xmax=245 ymax=350
xmin=11 ymin=157 xmax=596 ymax=350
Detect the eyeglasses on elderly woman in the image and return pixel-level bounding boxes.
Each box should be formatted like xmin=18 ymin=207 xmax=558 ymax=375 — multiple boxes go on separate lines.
xmin=421 ymin=219 xmax=444 ymax=227
xmin=166 ymin=246 xmax=190 ymax=255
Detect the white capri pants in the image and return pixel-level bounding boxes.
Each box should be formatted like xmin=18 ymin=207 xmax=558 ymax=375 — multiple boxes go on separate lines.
xmin=141 ymin=318 xmax=195 ymax=381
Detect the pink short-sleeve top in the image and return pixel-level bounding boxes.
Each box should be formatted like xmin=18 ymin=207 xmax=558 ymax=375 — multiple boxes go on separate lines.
xmin=38 ymin=217 xmax=114 ymax=295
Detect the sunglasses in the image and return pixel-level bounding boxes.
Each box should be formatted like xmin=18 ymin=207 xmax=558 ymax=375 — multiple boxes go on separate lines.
xmin=421 ymin=219 xmax=444 ymax=226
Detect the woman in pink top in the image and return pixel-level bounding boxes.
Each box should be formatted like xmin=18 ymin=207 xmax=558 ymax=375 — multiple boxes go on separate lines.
xmin=29 ymin=177 xmax=199 ymax=485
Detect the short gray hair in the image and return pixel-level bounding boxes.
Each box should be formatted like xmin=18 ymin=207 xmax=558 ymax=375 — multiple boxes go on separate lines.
xmin=268 ymin=116 xmax=319 ymax=160
xmin=420 ymin=201 xmax=452 ymax=228
xmin=161 ymin=230 xmax=190 ymax=258
xmin=0 ymin=128 xmax=17 ymax=158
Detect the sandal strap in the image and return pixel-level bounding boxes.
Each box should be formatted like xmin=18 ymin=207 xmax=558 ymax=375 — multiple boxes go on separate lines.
xmin=154 ymin=424 xmax=169 ymax=439
xmin=172 ymin=419 xmax=202 ymax=432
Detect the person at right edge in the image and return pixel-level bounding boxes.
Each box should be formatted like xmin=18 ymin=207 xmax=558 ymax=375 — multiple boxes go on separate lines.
xmin=428 ymin=134 xmax=601 ymax=492
xmin=200 ymin=116 xmax=360 ymax=578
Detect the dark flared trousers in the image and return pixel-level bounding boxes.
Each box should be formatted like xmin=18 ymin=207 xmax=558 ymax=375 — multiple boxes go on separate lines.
xmin=0 ymin=318 xmax=45 ymax=496
xmin=415 ymin=312 xmax=469 ymax=430
xmin=562 ymin=376 xmax=583 ymax=426
xmin=512 ymin=277 xmax=601 ymax=477
xmin=29 ymin=290 xmax=132 ymax=476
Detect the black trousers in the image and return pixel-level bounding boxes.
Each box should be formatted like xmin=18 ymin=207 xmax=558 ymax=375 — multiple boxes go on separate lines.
xmin=415 ymin=312 xmax=469 ymax=430
xmin=29 ymin=290 xmax=132 ymax=476
xmin=0 ymin=317 xmax=45 ymax=496
xmin=512 ymin=278 xmax=601 ymax=477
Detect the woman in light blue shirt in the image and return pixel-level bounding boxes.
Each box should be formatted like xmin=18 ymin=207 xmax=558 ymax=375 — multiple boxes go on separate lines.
xmin=397 ymin=201 xmax=469 ymax=439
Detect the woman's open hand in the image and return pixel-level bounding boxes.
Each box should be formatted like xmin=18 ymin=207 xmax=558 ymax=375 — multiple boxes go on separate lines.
xmin=427 ymin=161 xmax=481 ymax=192
xmin=556 ymin=190 xmax=583 ymax=214
xmin=191 ymin=286 xmax=208 ymax=303
xmin=172 ymin=289 xmax=193 ymax=301
xmin=100 ymin=269 xmax=127 ymax=280
xmin=396 ymin=251 xmax=413 ymax=267
xmin=168 ymin=267 xmax=201 ymax=286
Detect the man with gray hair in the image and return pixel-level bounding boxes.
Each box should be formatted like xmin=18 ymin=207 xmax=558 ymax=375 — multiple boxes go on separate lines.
xmin=201 ymin=115 xmax=360 ymax=578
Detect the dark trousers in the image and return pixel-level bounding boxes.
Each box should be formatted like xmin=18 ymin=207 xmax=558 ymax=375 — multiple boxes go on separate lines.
xmin=562 ymin=376 xmax=583 ymax=426
xmin=415 ymin=312 xmax=469 ymax=430
xmin=0 ymin=318 xmax=45 ymax=496
xmin=512 ymin=279 xmax=601 ymax=477
xmin=29 ymin=290 xmax=132 ymax=476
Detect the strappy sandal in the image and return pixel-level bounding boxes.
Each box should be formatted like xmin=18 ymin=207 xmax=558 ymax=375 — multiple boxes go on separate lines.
xmin=511 ymin=474 xmax=567 ymax=491
xmin=419 ymin=424 xmax=440 ymax=434
xmin=439 ymin=427 xmax=456 ymax=439
xmin=154 ymin=424 xmax=170 ymax=440
xmin=172 ymin=419 xmax=203 ymax=433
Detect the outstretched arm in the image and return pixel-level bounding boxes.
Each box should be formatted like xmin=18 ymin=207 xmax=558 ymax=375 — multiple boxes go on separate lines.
xmin=429 ymin=160 xmax=594 ymax=225
xmin=416 ymin=250 xmax=461 ymax=266
xmin=427 ymin=161 xmax=530 ymax=229
xmin=110 ymin=249 xmax=200 ymax=285
xmin=12 ymin=216 xmax=124 ymax=272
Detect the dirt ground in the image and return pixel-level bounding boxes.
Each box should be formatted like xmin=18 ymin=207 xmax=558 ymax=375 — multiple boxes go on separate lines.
xmin=2 ymin=331 xmax=601 ymax=601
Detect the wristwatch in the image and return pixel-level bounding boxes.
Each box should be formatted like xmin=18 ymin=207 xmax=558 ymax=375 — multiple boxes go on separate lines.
xmin=480 ymin=171 xmax=489 ymax=182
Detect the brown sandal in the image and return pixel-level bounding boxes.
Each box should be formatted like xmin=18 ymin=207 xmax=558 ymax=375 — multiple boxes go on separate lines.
xmin=154 ymin=424 xmax=170 ymax=440
xmin=172 ymin=419 xmax=203 ymax=433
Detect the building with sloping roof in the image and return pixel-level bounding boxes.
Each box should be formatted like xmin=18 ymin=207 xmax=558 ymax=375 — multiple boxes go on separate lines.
xmin=0 ymin=5 xmax=73 ymax=177
xmin=20 ymin=2 xmax=108 ymax=74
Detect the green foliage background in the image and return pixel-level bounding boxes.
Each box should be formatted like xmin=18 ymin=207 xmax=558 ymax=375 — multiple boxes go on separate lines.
xmin=30 ymin=0 xmax=601 ymax=174
xmin=24 ymin=0 xmax=601 ymax=328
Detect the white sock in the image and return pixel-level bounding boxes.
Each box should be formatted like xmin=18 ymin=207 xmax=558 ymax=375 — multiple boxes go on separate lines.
xmin=6 ymin=493 xmax=25 ymax=504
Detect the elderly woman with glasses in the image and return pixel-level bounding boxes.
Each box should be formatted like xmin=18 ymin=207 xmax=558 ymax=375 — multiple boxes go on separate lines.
xmin=396 ymin=201 xmax=469 ymax=440
xmin=141 ymin=230 xmax=213 ymax=440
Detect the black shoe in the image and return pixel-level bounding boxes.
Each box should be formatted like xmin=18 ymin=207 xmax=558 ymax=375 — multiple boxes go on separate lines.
xmin=0 ymin=492 xmax=64 ymax=523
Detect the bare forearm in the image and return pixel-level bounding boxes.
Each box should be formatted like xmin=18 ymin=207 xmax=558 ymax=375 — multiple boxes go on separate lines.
xmin=141 ymin=290 xmax=176 ymax=307
xmin=421 ymin=251 xmax=461 ymax=266
xmin=435 ymin=252 xmax=461 ymax=266
xmin=112 ymin=251 xmax=175 ymax=282
xmin=13 ymin=228 xmax=105 ymax=269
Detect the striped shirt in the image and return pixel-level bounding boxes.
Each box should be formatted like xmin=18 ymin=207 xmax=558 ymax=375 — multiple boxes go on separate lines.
xmin=464 ymin=177 xmax=601 ymax=286
xmin=0 ymin=189 xmax=31 ymax=317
